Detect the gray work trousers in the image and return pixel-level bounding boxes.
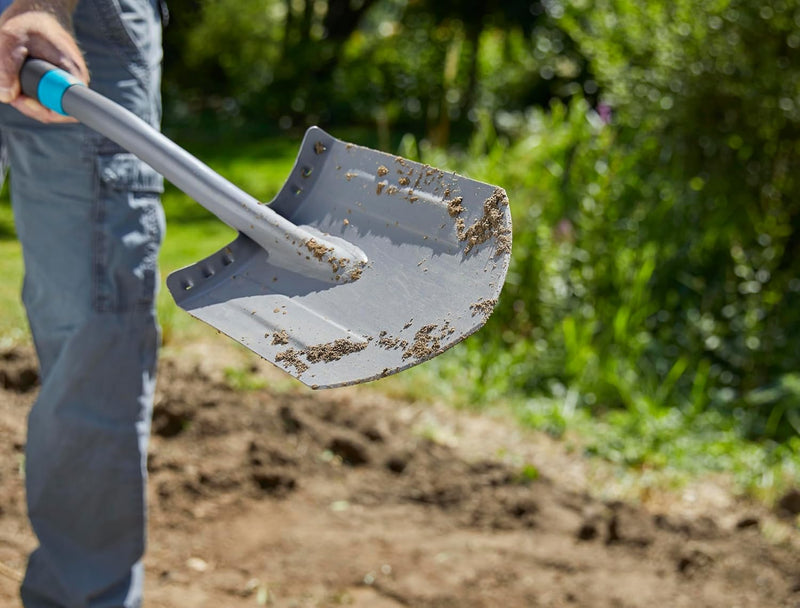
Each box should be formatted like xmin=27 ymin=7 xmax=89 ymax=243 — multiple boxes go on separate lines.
xmin=0 ymin=1 xmax=164 ymax=605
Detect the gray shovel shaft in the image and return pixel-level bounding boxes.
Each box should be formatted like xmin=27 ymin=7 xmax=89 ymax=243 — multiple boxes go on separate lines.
xmin=20 ymin=59 xmax=264 ymax=233
xmin=67 ymin=87 xmax=264 ymax=217
xmin=81 ymin=93 xmax=251 ymax=207
xmin=19 ymin=59 xmax=366 ymax=282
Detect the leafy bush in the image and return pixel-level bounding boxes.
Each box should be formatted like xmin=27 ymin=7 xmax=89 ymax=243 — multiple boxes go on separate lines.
xmin=413 ymin=0 xmax=800 ymax=450
xmin=558 ymin=0 xmax=800 ymax=440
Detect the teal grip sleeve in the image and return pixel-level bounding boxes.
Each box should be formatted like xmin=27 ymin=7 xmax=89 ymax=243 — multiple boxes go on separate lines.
xmin=37 ymin=68 xmax=82 ymax=115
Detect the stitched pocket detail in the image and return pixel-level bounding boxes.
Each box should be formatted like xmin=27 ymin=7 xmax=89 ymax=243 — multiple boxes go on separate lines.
xmin=94 ymin=153 xmax=165 ymax=313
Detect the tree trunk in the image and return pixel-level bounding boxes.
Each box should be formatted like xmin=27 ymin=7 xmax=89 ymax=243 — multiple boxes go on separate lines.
xmin=309 ymin=0 xmax=380 ymax=84
xmin=282 ymin=0 xmax=295 ymax=59
xmin=463 ymin=20 xmax=483 ymax=118
xmin=302 ymin=0 xmax=314 ymax=42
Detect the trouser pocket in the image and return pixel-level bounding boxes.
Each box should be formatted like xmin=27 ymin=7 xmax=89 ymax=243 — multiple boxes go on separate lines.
xmin=94 ymin=152 xmax=165 ymax=313
xmin=82 ymin=0 xmax=164 ymax=71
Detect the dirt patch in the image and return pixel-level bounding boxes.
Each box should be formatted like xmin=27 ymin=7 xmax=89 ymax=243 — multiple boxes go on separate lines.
xmin=0 ymin=350 xmax=39 ymax=393
xmin=377 ymin=331 xmax=408 ymax=351
xmin=446 ymin=196 xmax=465 ymax=217
xmin=274 ymin=347 xmax=309 ymax=375
xmin=470 ymin=297 xmax=498 ymax=321
xmin=304 ymin=238 xmax=333 ymax=261
xmin=303 ymin=238 xmax=363 ymax=281
xmin=275 ymin=338 xmax=369 ymax=379
xmin=400 ymin=323 xmax=456 ymax=361
xmin=305 ymin=339 xmax=369 ymax=364
xmin=450 ymin=187 xmax=512 ymax=256
xmin=0 ymin=344 xmax=798 ymax=608
xmin=270 ymin=330 xmax=289 ymax=346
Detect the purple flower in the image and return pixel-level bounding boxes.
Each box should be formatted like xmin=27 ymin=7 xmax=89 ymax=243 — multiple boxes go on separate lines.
xmin=597 ymin=103 xmax=612 ymax=124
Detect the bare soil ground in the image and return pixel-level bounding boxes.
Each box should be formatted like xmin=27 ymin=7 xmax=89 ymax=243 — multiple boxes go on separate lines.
xmin=1 ymin=343 xmax=799 ymax=607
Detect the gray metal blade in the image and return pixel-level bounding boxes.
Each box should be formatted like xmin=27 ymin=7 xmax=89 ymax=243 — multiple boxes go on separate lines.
xmin=167 ymin=127 xmax=511 ymax=389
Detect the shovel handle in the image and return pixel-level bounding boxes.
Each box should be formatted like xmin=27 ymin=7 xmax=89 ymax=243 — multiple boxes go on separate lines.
xmin=18 ymin=59 xmax=366 ymax=282
xmin=20 ymin=59 xmax=260 ymax=216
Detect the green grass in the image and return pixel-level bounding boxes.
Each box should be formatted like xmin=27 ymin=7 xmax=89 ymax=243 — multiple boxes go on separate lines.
xmin=0 ymin=240 xmax=26 ymax=345
xmin=385 ymin=347 xmax=800 ymax=508
xmin=0 ymin=179 xmax=26 ymax=345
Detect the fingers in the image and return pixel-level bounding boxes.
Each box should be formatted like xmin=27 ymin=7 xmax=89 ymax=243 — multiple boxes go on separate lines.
xmin=25 ymin=20 xmax=89 ymax=84
xmin=0 ymin=10 xmax=89 ymax=123
xmin=11 ymin=95 xmax=78 ymax=124
xmin=0 ymin=30 xmax=25 ymax=103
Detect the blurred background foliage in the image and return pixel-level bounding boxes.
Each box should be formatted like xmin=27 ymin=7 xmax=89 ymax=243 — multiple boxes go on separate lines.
xmin=160 ymin=0 xmax=800 ymax=490
xmin=162 ymin=0 xmax=593 ymax=137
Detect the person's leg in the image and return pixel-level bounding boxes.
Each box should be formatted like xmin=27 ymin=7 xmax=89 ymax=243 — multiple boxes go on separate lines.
xmin=0 ymin=1 xmax=165 ymax=606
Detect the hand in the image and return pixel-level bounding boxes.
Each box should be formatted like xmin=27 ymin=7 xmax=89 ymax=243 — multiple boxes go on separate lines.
xmin=0 ymin=0 xmax=89 ymax=123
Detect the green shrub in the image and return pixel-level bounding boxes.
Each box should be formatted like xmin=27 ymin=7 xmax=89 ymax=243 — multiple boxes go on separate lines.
xmin=411 ymin=0 xmax=800 ymax=448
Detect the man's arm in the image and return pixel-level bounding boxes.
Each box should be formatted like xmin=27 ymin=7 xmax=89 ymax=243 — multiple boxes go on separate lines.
xmin=0 ymin=0 xmax=90 ymax=123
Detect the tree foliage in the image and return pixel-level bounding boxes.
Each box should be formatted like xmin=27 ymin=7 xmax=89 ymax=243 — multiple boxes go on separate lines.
xmin=161 ymin=0 xmax=591 ymax=136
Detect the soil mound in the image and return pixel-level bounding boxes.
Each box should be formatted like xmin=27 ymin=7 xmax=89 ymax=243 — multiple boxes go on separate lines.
xmin=0 ymin=346 xmax=798 ymax=607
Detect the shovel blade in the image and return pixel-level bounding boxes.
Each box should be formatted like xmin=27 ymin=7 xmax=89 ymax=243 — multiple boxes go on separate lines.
xmin=167 ymin=127 xmax=511 ymax=389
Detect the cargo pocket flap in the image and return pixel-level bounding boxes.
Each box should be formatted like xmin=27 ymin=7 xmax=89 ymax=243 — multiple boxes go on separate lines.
xmin=98 ymin=153 xmax=164 ymax=193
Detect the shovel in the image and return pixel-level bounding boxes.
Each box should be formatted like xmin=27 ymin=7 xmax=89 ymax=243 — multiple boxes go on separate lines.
xmin=20 ymin=59 xmax=512 ymax=389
